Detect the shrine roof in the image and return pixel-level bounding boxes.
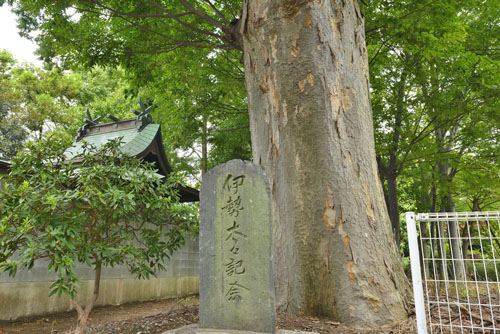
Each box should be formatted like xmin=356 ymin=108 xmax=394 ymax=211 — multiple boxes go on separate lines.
xmin=65 ymin=101 xmax=198 ymax=202
xmin=65 ymin=119 xmax=165 ymax=166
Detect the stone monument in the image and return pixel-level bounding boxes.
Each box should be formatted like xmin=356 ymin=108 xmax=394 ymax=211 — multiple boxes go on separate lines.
xmin=199 ymin=159 xmax=276 ymax=333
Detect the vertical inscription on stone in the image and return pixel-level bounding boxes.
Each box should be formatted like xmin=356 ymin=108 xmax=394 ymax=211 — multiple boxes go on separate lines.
xmin=222 ymin=174 xmax=248 ymax=302
xmin=200 ymin=160 xmax=275 ymax=333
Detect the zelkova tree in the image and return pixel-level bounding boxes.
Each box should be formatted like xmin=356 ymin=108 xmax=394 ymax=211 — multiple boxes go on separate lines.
xmin=0 ymin=139 xmax=195 ymax=334
xmin=239 ymin=1 xmax=409 ymax=323
xmin=5 ymin=0 xmax=410 ymax=326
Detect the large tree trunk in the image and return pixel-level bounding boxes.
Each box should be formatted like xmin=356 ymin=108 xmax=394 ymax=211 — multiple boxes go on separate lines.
xmin=239 ymin=0 xmax=409 ymax=327
xmin=201 ymin=114 xmax=208 ymax=175
xmin=385 ymin=169 xmax=400 ymax=246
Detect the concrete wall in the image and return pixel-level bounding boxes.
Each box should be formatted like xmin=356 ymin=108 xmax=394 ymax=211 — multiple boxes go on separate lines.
xmin=0 ymin=237 xmax=199 ymax=320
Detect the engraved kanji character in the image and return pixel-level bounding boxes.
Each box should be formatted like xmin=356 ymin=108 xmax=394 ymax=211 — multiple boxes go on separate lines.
xmin=225 ymin=221 xmax=247 ymax=254
xmin=222 ymin=195 xmax=244 ymax=217
xmin=225 ymin=258 xmax=245 ymax=276
xmin=229 ymin=239 xmax=240 ymax=255
xmin=225 ymin=280 xmax=250 ymax=301
xmin=226 ymin=221 xmax=247 ymax=240
xmin=224 ymin=174 xmax=245 ymax=195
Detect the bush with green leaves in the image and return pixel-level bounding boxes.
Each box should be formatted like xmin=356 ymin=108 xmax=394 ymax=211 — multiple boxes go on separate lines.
xmin=0 ymin=138 xmax=196 ymax=334
xmin=466 ymin=260 xmax=500 ymax=282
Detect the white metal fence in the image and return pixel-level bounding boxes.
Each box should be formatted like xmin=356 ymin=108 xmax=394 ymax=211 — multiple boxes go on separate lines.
xmin=407 ymin=211 xmax=500 ymax=333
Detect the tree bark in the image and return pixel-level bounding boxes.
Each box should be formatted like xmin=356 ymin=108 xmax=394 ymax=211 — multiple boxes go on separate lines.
xmin=462 ymin=198 xmax=480 ymax=260
xmin=436 ymin=127 xmax=465 ymax=281
xmin=201 ymin=114 xmax=208 ymax=175
xmin=437 ymin=221 xmax=449 ymax=281
xmin=430 ymin=184 xmax=438 ymax=278
xmin=385 ymin=169 xmax=400 ymax=246
xmin=377 ymin=61 xmax=408 ymax=248
xmin=377 ymin=162 xmax=400 ymax=249
xmin=240 ymin=0 xmax=409 ymax=327
xmin=440 ymin=191 xmax=465 ymax=281
xmin=376 ymin=158 xmax=390 ymax=211
xmin=417 ymin=174 xmax=435 ymax=278
xmin=72 ymin=260 xmax=101 ymax=334
xmin=419 ymin=221 xmax=430 ymax=278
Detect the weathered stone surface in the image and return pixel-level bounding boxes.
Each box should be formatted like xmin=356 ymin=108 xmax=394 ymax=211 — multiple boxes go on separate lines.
xmin=200 ymin=160 xmax=275 ymax=333
xmin=162 ymin=324 xmax=318 ymax=334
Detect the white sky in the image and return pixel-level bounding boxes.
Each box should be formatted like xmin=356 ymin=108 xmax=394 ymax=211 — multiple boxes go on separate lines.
xmin=0 ymin=3 xmax=42 ymax=66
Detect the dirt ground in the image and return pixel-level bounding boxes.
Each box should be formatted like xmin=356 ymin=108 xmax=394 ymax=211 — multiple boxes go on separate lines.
xmin=0 ymin=296 xmax=418 ymax=334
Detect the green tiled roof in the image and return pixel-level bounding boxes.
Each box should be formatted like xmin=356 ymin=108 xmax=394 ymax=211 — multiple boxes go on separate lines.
xmin=65 ymin=123 xmax=160 ymax=160
xmin=64 ymin=116 xmax=199 ymax=202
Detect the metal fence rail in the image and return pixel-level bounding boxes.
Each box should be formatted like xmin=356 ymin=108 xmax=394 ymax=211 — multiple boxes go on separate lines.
xmin=407 ymin=211 xmax=500 ymax=333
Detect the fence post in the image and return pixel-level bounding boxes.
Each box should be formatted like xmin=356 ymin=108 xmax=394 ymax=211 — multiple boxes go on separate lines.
xmin=406 ymin=211 xmax=428 ymax=334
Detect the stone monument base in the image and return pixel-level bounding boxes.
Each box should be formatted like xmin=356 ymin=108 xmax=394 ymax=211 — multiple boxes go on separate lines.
xmin=161 ymin=324 xmax=318 ymax=334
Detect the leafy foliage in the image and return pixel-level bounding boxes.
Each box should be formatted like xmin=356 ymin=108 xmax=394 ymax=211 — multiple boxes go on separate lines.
xmin=365 ymin=0 xmax=500 ymax=238
xmin=10 ymin=64 xmax=81 ymax=139
xmin=2 ymin=0 xmax=250 ymax=178
xmin=0 ymin=50 xmax=28 ymax=157
xmin=3 ymin=0 xmax=241 ymax=68
xmin=0 ymin=49 xmax=146 ymax=156
xmin=143 ymin=47 xmax=250 ymax=181
xmin=0 ymin=138 xmax=196 ymax=298
xmin=76 ymin=66 xmax=138 ymax=121
xmin=3 ymin=0 xmax=499 ymax=282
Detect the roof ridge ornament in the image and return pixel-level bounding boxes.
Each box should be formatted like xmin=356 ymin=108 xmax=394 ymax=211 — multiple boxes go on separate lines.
xmin=133 ymin=97 xmax=153 ymax=131
xmin=107 ymin=114 xmax=120 ymax=122
xmin=75 ymin=108 xmax=102 ymax=142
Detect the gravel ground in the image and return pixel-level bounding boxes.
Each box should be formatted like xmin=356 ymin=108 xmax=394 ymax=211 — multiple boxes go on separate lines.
xmin=86 ymin=306 xmax=198 ymax=334
xmin=0 ymin=298 xmax=418 ymax=334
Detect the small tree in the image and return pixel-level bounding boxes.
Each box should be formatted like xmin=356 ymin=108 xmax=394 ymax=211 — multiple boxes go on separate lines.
xmin=0 ymin=138 xmax=196 ymax=334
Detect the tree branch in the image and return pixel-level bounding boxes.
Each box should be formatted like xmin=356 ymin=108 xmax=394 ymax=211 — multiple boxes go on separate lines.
xmin=143 ymin=0 xmax=232 ymax=44
xmin=202 ymin=0 xmax=229 ymax=24
xmin=79 ymin=0 xmax=193 ymax=19
xmin=209 ymin=125 xmax=248 ymax=133
xmin=366 ymin=0 xmax=441 ymax=34
xmin=178 ymin=0 xmax=229 ymax=33
xmin=369 ymin=43 xmax=385 ymax=66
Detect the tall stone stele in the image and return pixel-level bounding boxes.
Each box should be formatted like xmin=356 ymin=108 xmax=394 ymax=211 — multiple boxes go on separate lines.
xmin=199 ymin=160 xmax=276 ymax=333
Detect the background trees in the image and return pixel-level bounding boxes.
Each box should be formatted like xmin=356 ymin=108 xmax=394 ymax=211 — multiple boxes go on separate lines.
xmin=2 ymin=0 xmax=412 ymax=326
xmin=139 ymin=48 xmax=250 ymax=181
xmin=0 ymin=0 xmax=498 ymax=328
xmin=0 ymin=50 xmax=28 ymax=157
xmin=365 ymin=0 xmax=500 ymax=250
xmin=0 ymin=49 xmax=136 ymax=155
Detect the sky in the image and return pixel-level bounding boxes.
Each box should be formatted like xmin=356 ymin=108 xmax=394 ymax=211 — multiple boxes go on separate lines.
xmin=0 ymin=3 xmax=42 ymax=66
